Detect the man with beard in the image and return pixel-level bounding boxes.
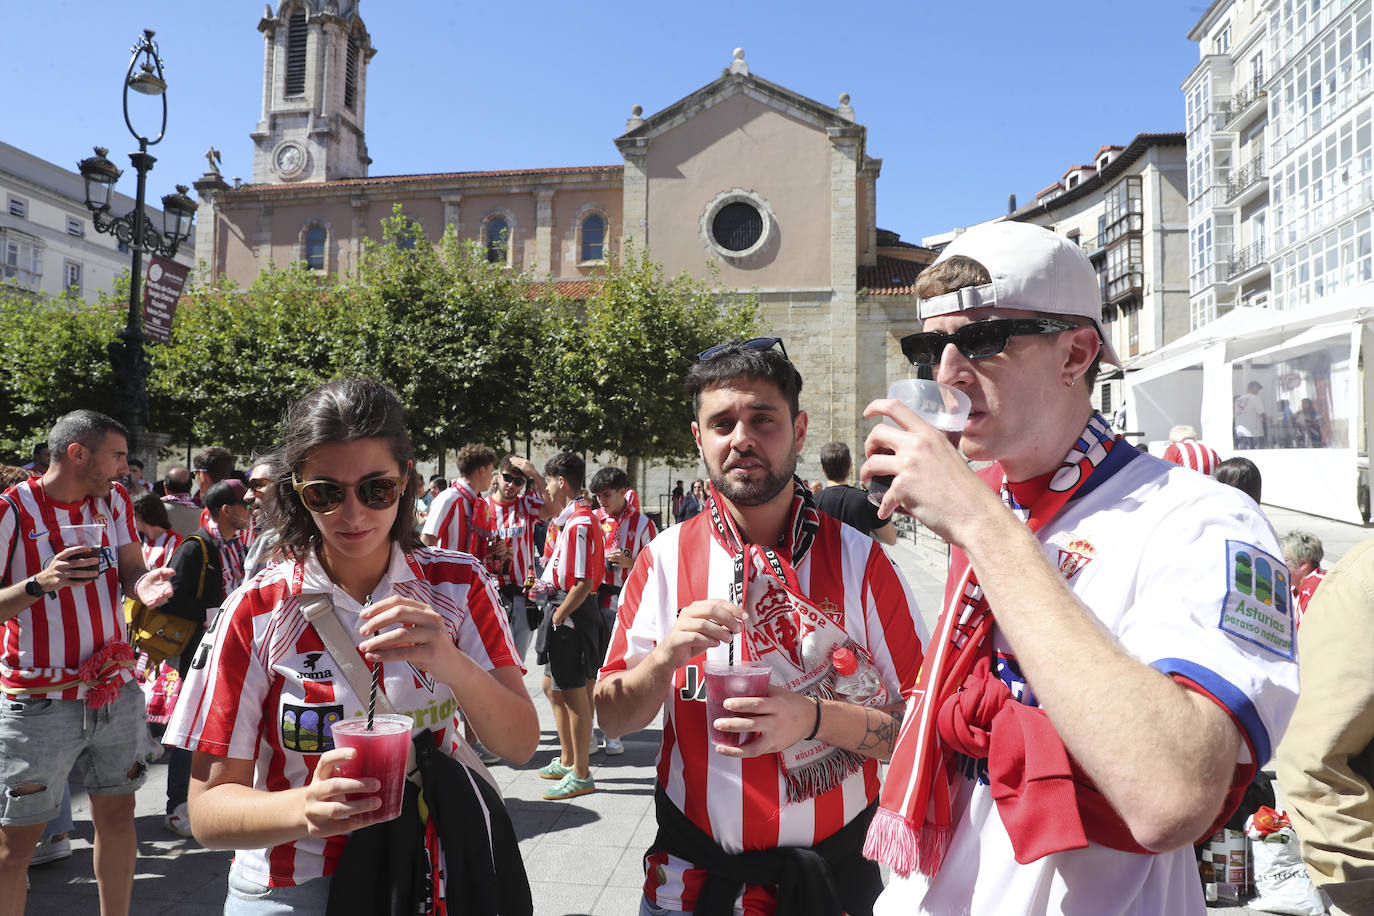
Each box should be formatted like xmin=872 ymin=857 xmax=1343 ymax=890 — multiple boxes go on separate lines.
xmin=594 ymin=339 xmax=926 ymax=915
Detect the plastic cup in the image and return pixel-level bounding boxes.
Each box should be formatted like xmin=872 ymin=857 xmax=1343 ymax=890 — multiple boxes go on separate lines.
xmin=869 ymin=379 xmax=972 ymax=508
xmin=329 ymin=714 xmax=413 ymax=824
xmin=703 ymin=660 xmax=771 ymax=747
xmin=59 ymin=523 xmax=104 ymax=550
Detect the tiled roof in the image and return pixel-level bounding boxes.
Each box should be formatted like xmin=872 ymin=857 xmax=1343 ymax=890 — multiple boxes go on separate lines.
xmin=525 ymin=278 xmax=594 ymax=300
xmin=1036 ymin=181 xmax=1065 ymax=198
xmin=858 ymin=255 xmax=927 ymax=296
xmin=1061 ymin=164 xmax=1097 ymax=179
xmin=225 ymin=164 xmax=624 ymax=196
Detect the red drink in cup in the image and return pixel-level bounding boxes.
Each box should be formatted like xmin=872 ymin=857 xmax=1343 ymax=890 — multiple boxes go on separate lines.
xmin=703 ymin=660 xmax=771 ymax=747
xmin=329 ymin=714 xmax=413 ymax=824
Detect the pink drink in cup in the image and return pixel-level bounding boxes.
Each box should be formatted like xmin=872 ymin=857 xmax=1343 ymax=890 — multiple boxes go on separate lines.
xmin=703 ymin=660 xmax=772 ymax=747
xmin=329 ymin=714 xmax=413 ymax=824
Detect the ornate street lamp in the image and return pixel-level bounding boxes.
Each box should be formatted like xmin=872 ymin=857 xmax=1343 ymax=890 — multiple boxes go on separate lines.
xmin=76 ymin=28 xmax=196 ymax=447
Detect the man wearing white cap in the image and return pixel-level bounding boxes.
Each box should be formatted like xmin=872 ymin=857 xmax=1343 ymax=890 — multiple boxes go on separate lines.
xmin=862 ymin=221 xmax=1299 ymax=915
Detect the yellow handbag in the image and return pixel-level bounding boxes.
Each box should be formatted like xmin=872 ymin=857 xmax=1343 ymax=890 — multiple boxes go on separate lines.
xmin=126 ymin=535 xmax=209 ymax=665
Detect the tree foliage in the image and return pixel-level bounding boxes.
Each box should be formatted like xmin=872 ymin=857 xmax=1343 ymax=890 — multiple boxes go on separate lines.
xmin=0 ymin=286 xmax=124 ymax=459
xmin=533 ymin=246 xmax=758 ymax=473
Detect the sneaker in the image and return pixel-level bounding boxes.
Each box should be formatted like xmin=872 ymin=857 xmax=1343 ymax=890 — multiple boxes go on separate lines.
xmin=29 ymin=833 xmax=72 ymax=866
xmin=541 ymin=771 xmax=595 ymax=800
xmin=472 ymin=741 xmax=501 ymax=766
xmin=537 ymin=757 xmax=572 ymax=780
xmin=603 ymin=736 xmax=625 ymax=756
xmin=591 ymin=729 xmax=603 ymax=756
xmin=164 ymin=802 xmax=193 ymax=838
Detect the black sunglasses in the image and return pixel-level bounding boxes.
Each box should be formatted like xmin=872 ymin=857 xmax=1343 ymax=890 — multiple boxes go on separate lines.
xmin=697 ymin=336 xmax=788 ymax=361
xmin=291 ymin=475 xmax=406 ymax=515
xmin=900 ymin=318 xmax=1078 ymax=367
xmin=500 ymin=472 xmax=526 ymax=486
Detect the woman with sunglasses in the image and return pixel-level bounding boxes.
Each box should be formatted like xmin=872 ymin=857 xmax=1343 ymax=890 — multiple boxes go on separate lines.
xmin=165 ymin=378 xmax=537 ymax=914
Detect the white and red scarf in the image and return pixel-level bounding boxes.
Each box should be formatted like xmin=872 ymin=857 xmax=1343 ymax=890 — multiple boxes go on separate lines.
xmin=705 ymin=476 xmax=872 ymax=803
xmin=864 ymin=413 xmax=1134 ymax=877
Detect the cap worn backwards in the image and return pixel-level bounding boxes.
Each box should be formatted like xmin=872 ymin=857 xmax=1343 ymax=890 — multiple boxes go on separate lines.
xmin=917 ymin=221 xmax=1121 ymax=368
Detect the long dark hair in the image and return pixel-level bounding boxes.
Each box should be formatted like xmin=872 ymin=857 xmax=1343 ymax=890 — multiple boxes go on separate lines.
xmin=267 ymin=378 xmax=418 ymax=558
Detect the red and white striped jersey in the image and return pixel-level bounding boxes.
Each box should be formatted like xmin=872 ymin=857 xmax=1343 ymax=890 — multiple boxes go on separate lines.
xmin=594 ymin=503 xmax=657 ymax=589
xmin=483 ymin=492 xmax=544 ymax=588
xmin=600 ymin=513 xmax=925 ymax=914
xmin=1294 ymin=567 xmax=1327 ymax=627
xmin=1162 ymin=440 xmax=1220 ymax=476
xmin=165 ymin=544 xmax=521 ymax=887
xmin=141 ymin=529 xmax=183 ymax=570
xmin=540 ymin=498 xmax=604 ymax=592
xmin=161 ymin=494 xmax=197 ymax=508
xmin=422 ymin=479 xmax=494 ymax=558
xmin=209 ymin=527 xmax=248 ymax=597
xmin=0 ymin=479 xmax=139 ymax=699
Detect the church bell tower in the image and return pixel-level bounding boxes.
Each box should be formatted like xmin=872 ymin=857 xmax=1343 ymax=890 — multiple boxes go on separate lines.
xmin=251 ymin=1 xmax=375 ymax=184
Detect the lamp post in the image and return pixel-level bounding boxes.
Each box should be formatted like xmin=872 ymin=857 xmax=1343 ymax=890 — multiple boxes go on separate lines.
xmin=77 ymin=28 xmax=196 ymax=451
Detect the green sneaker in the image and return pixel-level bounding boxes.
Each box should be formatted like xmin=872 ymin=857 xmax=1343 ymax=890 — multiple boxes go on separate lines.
xmin=541 ymin=771 xmax=595 ymax=800
xmin=538 ymin=757 xmax=572 ymax=780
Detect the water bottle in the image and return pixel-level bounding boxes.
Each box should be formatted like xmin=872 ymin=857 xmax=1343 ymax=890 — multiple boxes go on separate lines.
xmin=831 ymin=645 xmax=889 ymax=706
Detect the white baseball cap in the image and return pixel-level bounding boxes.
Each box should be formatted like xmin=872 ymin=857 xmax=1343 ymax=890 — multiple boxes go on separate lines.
xmin=917 ymin=221 xmax=1121 ymax=368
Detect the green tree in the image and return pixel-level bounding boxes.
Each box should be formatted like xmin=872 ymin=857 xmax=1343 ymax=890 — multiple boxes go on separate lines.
xmin=0 ymin=286 xmax=125 ymax=458
xmin=534 ymin=246 xmax=758 ymax=478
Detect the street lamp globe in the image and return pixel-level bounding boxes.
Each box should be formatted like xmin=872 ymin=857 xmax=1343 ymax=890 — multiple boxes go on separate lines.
xmin=160 ymin=186 xmax=197 ymax=244
xmin=77 ymin=147 xmax=122 ymax=213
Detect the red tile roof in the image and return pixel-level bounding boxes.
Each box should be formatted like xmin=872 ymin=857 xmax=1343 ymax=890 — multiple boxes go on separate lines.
xmin=1036 ymin=181 xmax=1065 ymax=198
xmin=858 ymin=255 xmax=927 ymax=296
xmin=1061 ymin=164 xmax=1098 ymax=179
xmin=525 ymin=278 xmax=594 ymax=300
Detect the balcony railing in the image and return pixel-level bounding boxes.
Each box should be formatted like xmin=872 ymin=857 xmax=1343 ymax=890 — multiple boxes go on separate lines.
xmin=1106 ymin=269 xmax=1144 ymax=303
xmin=1221 ymin=73 xmax=1266 ymax=127
xmin=1227 ymin=155 xmax=1267 ymax=201
xmin=1226 ymin=240 xmax=1268 ymax=281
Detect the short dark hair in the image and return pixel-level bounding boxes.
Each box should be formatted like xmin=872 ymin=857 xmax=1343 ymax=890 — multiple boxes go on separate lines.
xmin=132 ymin=492 xmax=172 ymax=530
xmin=589 ymin=466 xmax=630 ymax=493
xmin=267 ymin=378 xmax=418 ymax=557
xmin=31 ymin=441 xmax=47 ymax=457
xmin=193 ymin=446 xmax=235 ymax=482
xmin=456 ymin=444 xmax=497 ymax=479
xmin=165 ymin=465 xmax=192 ymax=494
xmin=685 ymin=341 xmax=802 ymax=419
xmin=818 ymin=441 xmax=851 ymax=481
xmin=544 ymin=452 xmax=585 ymax=492
xmin=128 ymin=457 xmax=144 ymax=470
xmin=1215 ymin=457 xmax=1262 ymax=504
xmin=429 ymin=476 xmax=448 ymax=490
xmin=49 ymin=410 xmax=128 ymax=463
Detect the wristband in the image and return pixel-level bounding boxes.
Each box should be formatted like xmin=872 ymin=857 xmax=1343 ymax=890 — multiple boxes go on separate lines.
xmin=804 ymin=695 xmax=822 ymax=741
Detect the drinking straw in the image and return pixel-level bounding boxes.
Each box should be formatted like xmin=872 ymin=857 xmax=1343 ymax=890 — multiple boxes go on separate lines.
xmin=367 ymin=661 xmax=379 ymax=731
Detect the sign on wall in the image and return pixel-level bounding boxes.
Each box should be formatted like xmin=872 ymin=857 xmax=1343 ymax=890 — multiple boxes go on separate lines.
xmin=142 ymin=254 xmax=190 ymax=344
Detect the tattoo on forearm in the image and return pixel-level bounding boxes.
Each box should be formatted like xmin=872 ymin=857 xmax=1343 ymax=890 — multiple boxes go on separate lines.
xmin=856 ymin=709 xmax=899 ymax=754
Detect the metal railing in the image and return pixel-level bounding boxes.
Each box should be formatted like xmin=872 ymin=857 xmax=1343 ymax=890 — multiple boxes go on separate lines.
xmin=1226 ymin=240 xmax=1268 ymax=280
xmin=1227 ymin=154 xmax=1267 ymax=201
xmin=1221 ymin=73 xmax=1266 ymax=126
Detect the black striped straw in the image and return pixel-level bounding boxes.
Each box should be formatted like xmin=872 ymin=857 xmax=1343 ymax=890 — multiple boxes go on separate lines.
xmin=367 ymin=660 xmax=379 ymax=731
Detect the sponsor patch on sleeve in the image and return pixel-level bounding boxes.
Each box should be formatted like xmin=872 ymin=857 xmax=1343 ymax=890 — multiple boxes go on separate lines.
xmin=1218 ymin=539 xmax=1295 ymax=658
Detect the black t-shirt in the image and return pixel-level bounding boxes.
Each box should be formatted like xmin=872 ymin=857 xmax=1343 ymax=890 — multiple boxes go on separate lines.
xmin=814 ymin=484 xmax=891 ymax=537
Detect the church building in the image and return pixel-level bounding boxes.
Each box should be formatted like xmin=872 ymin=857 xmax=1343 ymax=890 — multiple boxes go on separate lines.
xmin=192 ymin=0 xmax=933 ymax=468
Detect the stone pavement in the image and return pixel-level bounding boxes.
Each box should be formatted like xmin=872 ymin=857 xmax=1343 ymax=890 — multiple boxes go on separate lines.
xmin=26 ymin=512 xmax=1353 ymax=914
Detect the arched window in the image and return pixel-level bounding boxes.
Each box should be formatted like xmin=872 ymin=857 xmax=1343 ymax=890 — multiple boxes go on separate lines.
xmin=304 ymin=226 xmax=326 ymax=269
xmin=580 ymin=213 xmax=605 ymax=262
xmin=284 ymin=9 xmax=308 ymax=97
xmin=486 ymin=218 xmax=509 ymax=263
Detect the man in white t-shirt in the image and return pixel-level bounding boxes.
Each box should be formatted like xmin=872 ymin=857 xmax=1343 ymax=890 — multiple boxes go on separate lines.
xmin=863 ymin=222 xmax=1299 ymax=916
xmin=1235 ymin=381 xmax=1267 ymax=449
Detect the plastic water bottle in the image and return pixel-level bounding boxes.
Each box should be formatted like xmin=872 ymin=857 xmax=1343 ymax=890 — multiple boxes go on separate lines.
xmin=831 ymin=646 xmax=889 ymax=706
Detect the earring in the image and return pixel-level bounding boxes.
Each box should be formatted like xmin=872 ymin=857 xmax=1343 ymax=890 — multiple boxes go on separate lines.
xmin=1064 ymin=376 xmax=1077 ymax=388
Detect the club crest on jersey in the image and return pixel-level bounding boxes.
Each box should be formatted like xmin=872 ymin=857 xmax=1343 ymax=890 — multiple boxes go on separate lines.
xmin=1053 ymin=536 xmax=1096 ymax=580
xmin=280 ymin=703 xmax=344 ymax=753
xmin=747 ymin=581 xmax=842 ymax=669
xmin=1219 ymin=539 xmax=1295 ymax=658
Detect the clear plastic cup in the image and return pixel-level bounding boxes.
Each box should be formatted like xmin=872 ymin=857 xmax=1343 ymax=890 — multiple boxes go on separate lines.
xmin=869 ymin=380 xmax=972 ymax=508
xmin=59 ymin=523 xmax=105 ymax=550
xmin=329 ymin=714 xmax=414 ymax=824
xmin=703 ymin=660 xmax=772 ymax=747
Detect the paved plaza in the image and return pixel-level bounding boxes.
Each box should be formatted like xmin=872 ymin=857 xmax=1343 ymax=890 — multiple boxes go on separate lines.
xmin=25 ymin=505 xmax=1361 ymax=915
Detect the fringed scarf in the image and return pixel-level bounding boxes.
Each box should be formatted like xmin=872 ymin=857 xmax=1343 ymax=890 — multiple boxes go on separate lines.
xmin=705 ymin=476 xmax=869 ymax=803
xmin=864 ymin=413 xmax=1134 ymax=877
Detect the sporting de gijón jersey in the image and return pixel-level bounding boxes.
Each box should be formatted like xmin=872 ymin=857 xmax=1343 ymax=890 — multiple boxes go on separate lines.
xmin=0 ymin=479 xmax=138 ymax=699
xmin=422 ymin=479 xmax=494 ymax=556
xmin=542 ymin=499 xmax=605 ymax=592
xmin=600 ymin=513 xmax=926 ymax=914
xmin=483 ymin=492 xmax=544 ymax=588
xmin=164 ymin=544 xmax=522 ymax=887
xmin=875 ymin=454 xmax=1301 ymax=916
xmin=140 ymin=529 xmax=183 ymax=570
xmin=594 ymin=504 xmax=658 ymax=589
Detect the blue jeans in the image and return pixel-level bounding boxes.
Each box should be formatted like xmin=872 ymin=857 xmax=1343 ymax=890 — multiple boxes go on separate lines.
xmin=224 ymin=866 xmax=329 ymax=916
xmin=640 ymin=896 xmax=689 ymax=916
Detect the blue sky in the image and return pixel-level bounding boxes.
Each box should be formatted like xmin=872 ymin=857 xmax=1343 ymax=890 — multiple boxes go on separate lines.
xmin=12 ymin=1 xmax=1207 ymax=245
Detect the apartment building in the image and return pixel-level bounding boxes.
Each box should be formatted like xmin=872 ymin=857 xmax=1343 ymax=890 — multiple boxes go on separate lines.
xmin=1136 ymin=0 xmax=1374 ymax=522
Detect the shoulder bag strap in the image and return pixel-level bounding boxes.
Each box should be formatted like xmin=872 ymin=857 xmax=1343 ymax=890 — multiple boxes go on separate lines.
xmin=300 ymin=594 xmax=500 ymax=795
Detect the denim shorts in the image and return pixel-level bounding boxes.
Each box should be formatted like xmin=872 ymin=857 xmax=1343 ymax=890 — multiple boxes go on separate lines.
xmin=225 ymin=865 xmax=329 ymax=915
xmin=641 ymin=896 xmax=689 ymax=916
xmin=0 ymin=680 xmax=147 ymax=826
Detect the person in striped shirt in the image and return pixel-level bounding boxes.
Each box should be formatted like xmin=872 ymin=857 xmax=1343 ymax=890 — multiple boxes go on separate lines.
xmin=420 ymin=443 xmax=496 ymax=559
xmin=0 ymin=409 xmax=175 ymax=916
xmin=164 ymin=379 xmax=535 ymax=912
xmin=1161 ymin=425 xmax=1221 ymax=477
xmin=595 ymin=339 xmax=926 ymax=914
xmin=483 ymin=454 xmax=555 ymax=662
